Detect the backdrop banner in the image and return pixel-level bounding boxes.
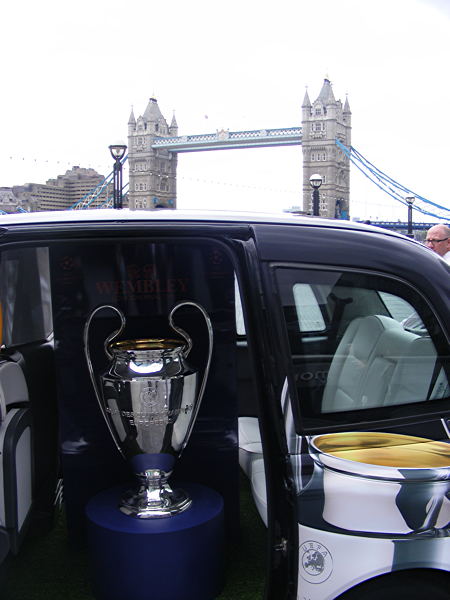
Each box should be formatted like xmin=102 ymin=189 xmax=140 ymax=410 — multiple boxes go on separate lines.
xmin=51 ymin=240 xmax=238 ymax=544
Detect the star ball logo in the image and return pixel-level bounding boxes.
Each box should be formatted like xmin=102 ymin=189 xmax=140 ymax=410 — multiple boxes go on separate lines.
xmin=60 ymin=256 xmax=75 ymax=271
xmin=300 ymin=540 xmax=333 ymax=584
xmin=140 ymin=385 xmax=159 ymax=410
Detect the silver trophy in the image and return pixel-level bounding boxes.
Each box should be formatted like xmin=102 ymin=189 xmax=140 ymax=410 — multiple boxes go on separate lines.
xmin=83 ymin=301 xmax=213 ymax=519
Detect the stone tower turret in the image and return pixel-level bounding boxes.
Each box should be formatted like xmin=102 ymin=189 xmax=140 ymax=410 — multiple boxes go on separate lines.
xmin=169 ymin=112 xmax=178 ymax=136
xmin=127 ymin=98 xmax=177 ymax=210
xmin=301 ymin=78 xmax=351 ymax=218
xmin=128 ymin=107 xmax=136 ymax=135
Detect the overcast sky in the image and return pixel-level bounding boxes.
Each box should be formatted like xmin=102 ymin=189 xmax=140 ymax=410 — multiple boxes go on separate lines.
xmin=2 ymin=0 xmax=449 ymax=220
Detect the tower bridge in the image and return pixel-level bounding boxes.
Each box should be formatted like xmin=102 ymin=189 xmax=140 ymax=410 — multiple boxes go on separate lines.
xmin=70 ymin=79 xmax=447 ymax=223
xmin=3 ymin=78 xmax=448 ymax=221
xmin=121 ymin=78 xmax=351 ymax=218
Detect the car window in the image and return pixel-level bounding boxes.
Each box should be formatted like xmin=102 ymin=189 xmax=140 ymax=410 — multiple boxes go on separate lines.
xmin=235 ymin=275 xmax=246 ymax=336
xmin=0 ymin=247 xmax=53 ymax=347
xmin=275 ymin=267 xmax=450 ymax=424
xmin=293 ymin=283 xmax=326 ymax=332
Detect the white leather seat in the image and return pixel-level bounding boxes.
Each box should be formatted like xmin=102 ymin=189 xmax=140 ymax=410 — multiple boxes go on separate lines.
xmin=322 ymin=315 xmax=403 ymax=412
xmin=238 ymin=417 xmax=267 ymax=523
xmin=323 ymin=315 xmax=440 ymax=412
xmin=238 ymin=416 xmax=263 ymax=477
xmin=0 ymin=360 xmax=33 ymax=557
xmin=0 ymin=361 xmax=29 ymax=413
xmin=385 ymin=334 xmax=442 ymax=405
xmin=249 ymin=457 xmax=267 ymax=526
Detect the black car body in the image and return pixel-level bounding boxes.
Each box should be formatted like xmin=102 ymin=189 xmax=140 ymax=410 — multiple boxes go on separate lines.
xmin=0 ymin=208 xmax=449 ymax=600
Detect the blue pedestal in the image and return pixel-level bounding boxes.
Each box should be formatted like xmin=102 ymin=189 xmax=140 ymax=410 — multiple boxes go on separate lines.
xmin=86 ymin=483 xmax=224 ymax=600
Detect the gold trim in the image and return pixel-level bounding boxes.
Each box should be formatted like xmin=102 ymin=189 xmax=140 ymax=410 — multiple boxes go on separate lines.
xmin=110 ymin=338 xmax=184 ymax=352
xmin=314 ymin=432 xmax=450 ymax=468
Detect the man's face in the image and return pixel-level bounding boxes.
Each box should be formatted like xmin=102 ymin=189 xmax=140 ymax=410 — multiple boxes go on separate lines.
xmin=425 ymin=226 xmax=450 ymax=257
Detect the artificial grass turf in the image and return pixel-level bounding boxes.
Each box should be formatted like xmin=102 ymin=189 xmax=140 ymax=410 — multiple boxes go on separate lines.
xmin=1 ymin=511 xmax=94 ymax=600
xmin=1 ymin=474 xmax=266 ymax=600
xmin=217 ymin=474 xmax=267 ymax=600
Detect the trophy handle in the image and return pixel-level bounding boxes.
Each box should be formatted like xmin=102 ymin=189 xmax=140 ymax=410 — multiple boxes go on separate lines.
xmin=168 ymin=303 xmax=194 ymax=357
xmin=169 ymin=301 xmax=214 ymax=450
xmin=83 ymin=305 xmax=127 ymax=458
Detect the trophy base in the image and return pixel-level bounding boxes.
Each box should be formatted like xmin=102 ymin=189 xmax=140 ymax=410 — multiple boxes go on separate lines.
xmin=86 ymin=483 xmax=224 ymax=600
xmin=119 ymin=485 xmax=192 ymax=519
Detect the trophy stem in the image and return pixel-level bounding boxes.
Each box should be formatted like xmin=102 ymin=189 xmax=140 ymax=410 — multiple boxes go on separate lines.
xmin=119 ymin=468 xmax=192 ymax=519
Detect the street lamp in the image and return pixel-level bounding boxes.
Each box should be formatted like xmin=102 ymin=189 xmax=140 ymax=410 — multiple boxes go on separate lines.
xmin=109 ymin=142 xmax=127 ymax=209
xmin=309 ymin=173 xmax=323 ymax=216
xmin=405 ymin=194 xmax=415 ymax=238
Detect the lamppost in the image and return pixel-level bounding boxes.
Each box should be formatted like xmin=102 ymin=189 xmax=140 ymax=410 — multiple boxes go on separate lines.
xmin=405 ymin=194 xmax=415 ymax=238
xmin=309 ymin=173 xmax=323 ymax=217
xmin=109 ymin=143 xmax=127 ymax=209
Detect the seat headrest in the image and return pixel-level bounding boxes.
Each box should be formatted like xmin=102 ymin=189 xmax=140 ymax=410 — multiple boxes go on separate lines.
xmin=0 ymin=361 xmax=29 ymax=420
xmin=343 ymin=315 xmax=402 ymax=361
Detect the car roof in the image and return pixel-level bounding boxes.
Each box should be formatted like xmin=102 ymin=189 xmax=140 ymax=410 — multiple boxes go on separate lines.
xmin=0 ymin=207 xmax=405 ymax=238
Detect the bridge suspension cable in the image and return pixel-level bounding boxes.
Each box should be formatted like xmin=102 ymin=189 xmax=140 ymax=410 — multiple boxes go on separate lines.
xmin=7 ymin=142 xmax=447 ymax=217
xmin=70 ymin=155 xmax=128 ymax=210
xmin=336 ymin=140 xmax=449 ymax=221
xmin=97 ymin=182 xmax=129 ymax=209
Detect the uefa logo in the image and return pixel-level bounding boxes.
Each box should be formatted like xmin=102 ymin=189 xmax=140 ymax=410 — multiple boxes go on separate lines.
xmin=300 ymin=540 xmax=333 ymax=584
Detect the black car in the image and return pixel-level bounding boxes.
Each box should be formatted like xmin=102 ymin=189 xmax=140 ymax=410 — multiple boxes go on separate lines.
xmin=0 ymin=208 xmax=449 ymax=600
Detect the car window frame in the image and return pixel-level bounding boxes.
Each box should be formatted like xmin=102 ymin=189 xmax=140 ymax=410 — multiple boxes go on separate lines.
xmin=265 ymin=261 xmax=450 ymax=436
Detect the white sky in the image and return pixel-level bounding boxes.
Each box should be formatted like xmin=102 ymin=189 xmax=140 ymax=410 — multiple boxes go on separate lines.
xmin=1 ymin=0 xmax=449 ymax=221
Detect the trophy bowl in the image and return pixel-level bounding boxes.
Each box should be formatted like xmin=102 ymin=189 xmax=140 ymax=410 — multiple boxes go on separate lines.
xmin=84 ymin=302 xmax=213 ymax=518
xmin=308 ymin=431 xmax=450 ymax=534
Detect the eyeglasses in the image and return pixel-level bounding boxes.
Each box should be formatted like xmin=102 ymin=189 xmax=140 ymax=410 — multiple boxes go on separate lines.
xmin=425 ymin=237 xmax=449 ymax=244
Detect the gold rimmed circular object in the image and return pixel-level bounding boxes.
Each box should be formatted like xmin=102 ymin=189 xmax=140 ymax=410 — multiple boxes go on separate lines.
xmin=110 ymin=338 xmax=184 ymax=352
xmin=313 ymin=431 xmax=450 ymax=469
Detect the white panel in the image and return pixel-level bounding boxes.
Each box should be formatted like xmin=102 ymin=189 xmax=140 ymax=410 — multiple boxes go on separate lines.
xmin=0 ymin=362 xmax=28 ymax=411
xmin=15 ymin=427 xmax=32 ymax=530
xmin=0 ymin=421 xmax=5 ymax=525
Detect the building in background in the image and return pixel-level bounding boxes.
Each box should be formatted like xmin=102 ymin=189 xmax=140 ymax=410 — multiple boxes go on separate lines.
xmin=0 ymin=187 xmax=31 ymax=213
xmin=9 ymin=166 xmax=107 ymax=211
xmin=301 ymin=78 xmax=351 ymax=218
xmin=127 ymin=98 xmax=178 ymax=210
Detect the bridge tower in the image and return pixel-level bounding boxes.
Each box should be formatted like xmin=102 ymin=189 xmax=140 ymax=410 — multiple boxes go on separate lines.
xmin=301 ymin=78 xmax=351 ymax=218
xmin=127 ymin=98 xmax=178 ymax=210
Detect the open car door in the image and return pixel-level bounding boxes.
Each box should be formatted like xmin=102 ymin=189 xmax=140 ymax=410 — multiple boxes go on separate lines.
xmin=240 ymin=223 xmax=450 ymax=600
